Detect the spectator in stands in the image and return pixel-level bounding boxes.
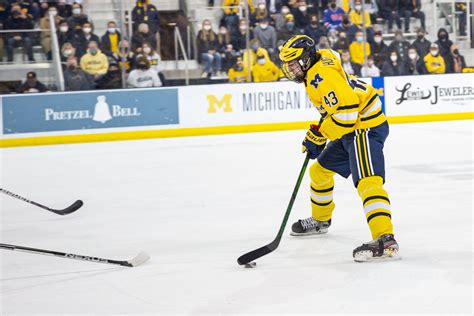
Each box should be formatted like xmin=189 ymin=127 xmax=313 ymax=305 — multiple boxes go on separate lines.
xmin=388 ymin=30 xmax=410 ymax=60
xmin=340 ymin=49 xmax=361 ymax=76
xmin=132 ymin=23 xmax=157 ymax=52
xmin=56 ymin=1 xmax=72 ymax=18
xmin=217 ymin=25 xmax=232 ymax=52
xmin=127 ymin=55 xmax=161 ymax=88
xmin=57 ymin=20 xmax=73 ymax=48
xmin=4 ymin=4 xmax=35 ymax=62
xmin=317 ymin=36 xmax=330 ymax=49
xmin=222 ymin=0 xmax=255 ymax=35
xmin=141 ymin=41 xmax=161 ymax=75
xmin=68 ymin=23 xmax=88 ymax=58
xmin=349 ymin=0 xmax=373 ymax=41
xmin=370 ymin=31 xmax=388 ymax=69
xmin=274 ymin=5 xmax=290 ymax=31
xmin=349 ymin=30 xmax=370 ymax=65
xmin=60 ymin=41 xmax=76 ymax=62
xmin=323 ymin=0 xmax=345 ymax=31
xmin=80 ymin=41 xmax=109 ymax=80
xmin=17 ymin=71 xmax=48 ymax=93
xmin=251 ymin=51 xmax=280 ymax=82
xmin=228 ymin=56 xmax=250 ymax=83
xmin=304 ymin=14 xmax=326 ymax=44
xmin=455 ymin=2 xmax=467 ymax=36
xmin=335 ymin=15 xmax=358 ymax=43
xmin=221 ymin=43 xmax=238 ymax=73
xmin=361 ymin=55 xmax=380 ymax=77
xmin=443 ymin=44 xmax=465 ymax=73
xmin=67 ymin=2 xmax=88 ymax=32
xmin=381 ymin=50 xmax=408 ymax=76
xmin=277 ymin=14 xmax=301 ymax=42
xmin=424 ymin=43 xmax=445 ymax=74
xmin=132 ymin=0 xmax=160 ymax=34
xmin=82 ymin=22 xmax=100 ymax=46
xmin=364 ymin=0 xmax=379 ymax=24
xmin=411 ymin=28 xmax=430 ymax=58
xmin=333 ymin=31 xmax=350 ymax=52
xmin=40 ymin=6 xmax=64 ymax=60
xmin=293 ymin=1 xmax=310 ymax=31
xmin=254 ymin=18 xmax=277 ymax=54
xmin=64 ymin=56 xmax=95 ymax=91
xmin=327 ymin=29 xmax=338 ymax=48
xmin=405 ymin=46 xmax=426 ymax=75
xmin=197 ymin=19 xmax=222 ymax=78
xmin=255 ymin=0 xmax=269 ymax=22
xmin=232 ymin=18 xmax=254 ymax=52
xmin=101 ymin=21 xmax=121 ymax=56
xmin=401 ymin=0 xmax=425 ymax=33
xmin=435 ymin=28 xmax=452 ymax=58
xmin=96 ymin=62 xmax=123 ymax=90
xmin=113 ymin=39 xmax=135 ymax=72
xmin=379 ymin=0 xmax=401 ymax=33
xmin=242 ymin=38 xmax=270 ymax=70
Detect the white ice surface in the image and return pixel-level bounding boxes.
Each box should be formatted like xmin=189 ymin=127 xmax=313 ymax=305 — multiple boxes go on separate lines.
xmin=0 ymin=120 xmax=473 ymax=315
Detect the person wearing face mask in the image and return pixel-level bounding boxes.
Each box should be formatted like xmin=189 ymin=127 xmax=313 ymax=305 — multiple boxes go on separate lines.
xmin=4 ymin=4 xmax=35 ymax=62
xmin=222 ymin=0 xmax=255 ymax=35
xmin=131 ymin=23 xmax=157 ymax=52
xmin=292 ymin=1 xmax=309 ymax=30
xmin=349 ymin=30 xmax=370 ymax=65
xmin=277 ymin=14 xmax=301 ymax=42
xmin=274 ymin=5 xmax=291 ymax=31
xmin=228 ymin=56 xmax=250 ymax=83
xmin=335 ymin=16 xmax=358 ymax=43
xmin=333 ymin=31 xmax=350 ymax=53
xmin=57 ymin=20 xmax=73 ymax=48
xmin=232 ymin=19 xmax=254 ymax=52
xmin=141 ymin=42 xmax=162 ymax=75
xmin=127 ymin=56 xmax=162 ymax=88
xmin=197 ymin=20 xmax=223 ymax=78
xmin=251 ymin=51 xmax=280 ymax=82
xmin=254 ymin=18 xmax=277 ymax=54
xmin=444 ymin=44 xmax=466 ymax=73
xmin=217 ymin=26 xmax=232 ymax=54
xmin=80 ymin=41 xmax=109 ymax=79
xmin=361 ymin=55 xmax=380 ymax=77
xmin=81 ymin=22 xmax=100 ymax=44
xmin=434 ymin=28 xmax=453 ymax=58
xmin=60 ymin=42 xmax=76 ymax=63
xmin=131 ymin=0 xmax=160 ymax=34
xmin=39 ymin=6 xmax=64 ymax=60
xmin=379 ymin=0 xmax=402 ymax=33
xmin=349 ymin=1 xmax=374 ymax=41
xmin=17 ymin=71 xmax=48 ymax=94
xmin=381 ymin=50 xmax=408 ymax=76
xmin=96 ymin=62 xmax=124 ymax=90
xmin=112 ymin=39 xmax=135 ymax=72
xmin=370 ymin=31 xmax=388 ymax=68
xmin=423 ymin=43 xmax=445 ymax=74
xmin=64 ymin=56 xmax=95 ymax=91
xmin=323 ymin=0 xmax=345 ymax=31
xmin=66 ymin=3 xmax=88 ymax=31
xmin=255 ymin=0 xmax=269 ymax=22
xmin=101 ymin=21 xmax=122 ymax=56
xmin=388 ymin=30 xmax=409 ymax=60
xmin=405 ymin=47 xmax=426 ymax=75
xmin=303 ymin=14 xmax=326 ymax=45
xmin=411 ymin=28 xmax=431 ymax=58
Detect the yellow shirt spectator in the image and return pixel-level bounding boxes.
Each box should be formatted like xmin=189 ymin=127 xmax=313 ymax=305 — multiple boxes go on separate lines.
xmin=242 ymin=47 xmax=270 ymax=70
xmin=228 ymin=66 xmax=250 ymax=83
xmin=349 ymin=9 xmax=371 ymax=27
xmin=223 ymin=0 xmax=255 ymax=14
xmin=424 ymin=53 xmax=445 ymax=74
xmin=109 ymin=33 xmax=119 ymax=54
xmin=349 ymin=40 xmax=370 ymax=65
xmin=80 ymin=49 xmax=109 ymax=76
xmin=252 ymin=58 xmax=280 ymax=82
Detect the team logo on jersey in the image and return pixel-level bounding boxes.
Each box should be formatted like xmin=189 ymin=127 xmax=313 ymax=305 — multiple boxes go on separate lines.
xmin=207 ymin=94 xmax=233 ymax=113
xmin=310 ymin=74 xmax=323 ymax=88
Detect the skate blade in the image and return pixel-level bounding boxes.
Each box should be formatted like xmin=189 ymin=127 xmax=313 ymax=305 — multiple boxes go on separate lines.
xmin=354 ymin=249 xmax=401 ymax=263
xmin=290 ymin=229 xmax=328 ymax=237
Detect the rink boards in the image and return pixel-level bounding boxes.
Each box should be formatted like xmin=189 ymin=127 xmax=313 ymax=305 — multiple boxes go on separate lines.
xmin=0 ymin=73 xmax=473 ymax=147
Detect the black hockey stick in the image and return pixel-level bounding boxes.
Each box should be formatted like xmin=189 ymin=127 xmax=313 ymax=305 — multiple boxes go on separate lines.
xmin=0 ymin=243 xmax=150 ymax=267
xmin=237 ymin=153 xmax=310 ymax=265
xmin=0 ymin=188 xmax=83 ymax=215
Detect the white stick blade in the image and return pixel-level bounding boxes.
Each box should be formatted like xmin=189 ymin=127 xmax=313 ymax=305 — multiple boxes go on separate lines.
xmin=128 ymin=251 xmax=150 ymax=267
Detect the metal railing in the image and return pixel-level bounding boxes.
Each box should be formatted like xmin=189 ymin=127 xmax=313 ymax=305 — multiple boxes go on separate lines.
xmin=48 ymin=12 xmax=65 ymax=91
xmin=174 ymin=26 xmax=189 ymax=85
xmin=434 ymin=0 xmax=472 ymax=45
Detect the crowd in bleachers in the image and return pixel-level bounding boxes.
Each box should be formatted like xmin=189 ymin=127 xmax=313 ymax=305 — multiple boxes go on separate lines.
xmin=0 ymin=0 xmax=165 ymax=93
xmin=0 ymin=0 xmax=469 ymax=93
xmin=198 ymin=0 xmax=467 ymax=83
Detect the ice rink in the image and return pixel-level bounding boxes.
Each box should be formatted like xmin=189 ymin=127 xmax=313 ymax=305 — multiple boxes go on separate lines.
xmin=1 ymin=120 xmax=472 ymax=315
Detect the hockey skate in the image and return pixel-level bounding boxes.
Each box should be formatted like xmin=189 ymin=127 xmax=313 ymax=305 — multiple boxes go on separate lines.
xmin=353 ymin=234 xmax=400 ymax=262
xmin=290 ymin=217 xmax=331 ymax=236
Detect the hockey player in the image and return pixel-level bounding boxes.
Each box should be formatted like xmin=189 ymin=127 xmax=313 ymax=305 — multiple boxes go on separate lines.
xmin=279 ymin=35 xmax=399 ymax=262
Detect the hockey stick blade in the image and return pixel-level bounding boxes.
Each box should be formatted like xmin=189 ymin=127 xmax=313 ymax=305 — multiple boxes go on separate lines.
xmin=237 ymin=240 xmax=278 ymax=265
xmin=123 ymin=251 xmax=151 ymax=267
xmin=48 ymin=200 xmax=84 ymax=215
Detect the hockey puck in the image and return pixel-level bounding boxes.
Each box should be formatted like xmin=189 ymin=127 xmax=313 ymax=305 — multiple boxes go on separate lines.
xmin=244 ymin=262 xmax=257 ymax=268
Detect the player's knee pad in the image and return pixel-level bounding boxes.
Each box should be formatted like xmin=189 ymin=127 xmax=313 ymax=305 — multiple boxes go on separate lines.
xmin=310 ymin=160 xmax=335 ymax=188
xmin=357 ymin=176 xmax=393 ymax=239
xmin=310 ymin=161 xmax=336 ymax=221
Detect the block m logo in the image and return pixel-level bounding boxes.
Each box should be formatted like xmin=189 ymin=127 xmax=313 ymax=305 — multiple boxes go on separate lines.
xmin=207 ymin=94 xmax=233 ymax=113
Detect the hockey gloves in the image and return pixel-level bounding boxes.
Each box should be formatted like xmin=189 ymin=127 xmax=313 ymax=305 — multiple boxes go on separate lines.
xmin=302 ymin=124 xmax=327 ymax=159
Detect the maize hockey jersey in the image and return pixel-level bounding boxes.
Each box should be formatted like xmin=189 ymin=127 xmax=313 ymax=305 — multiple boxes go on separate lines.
xmin=305 ymin=49 xmax=385 ymax=140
